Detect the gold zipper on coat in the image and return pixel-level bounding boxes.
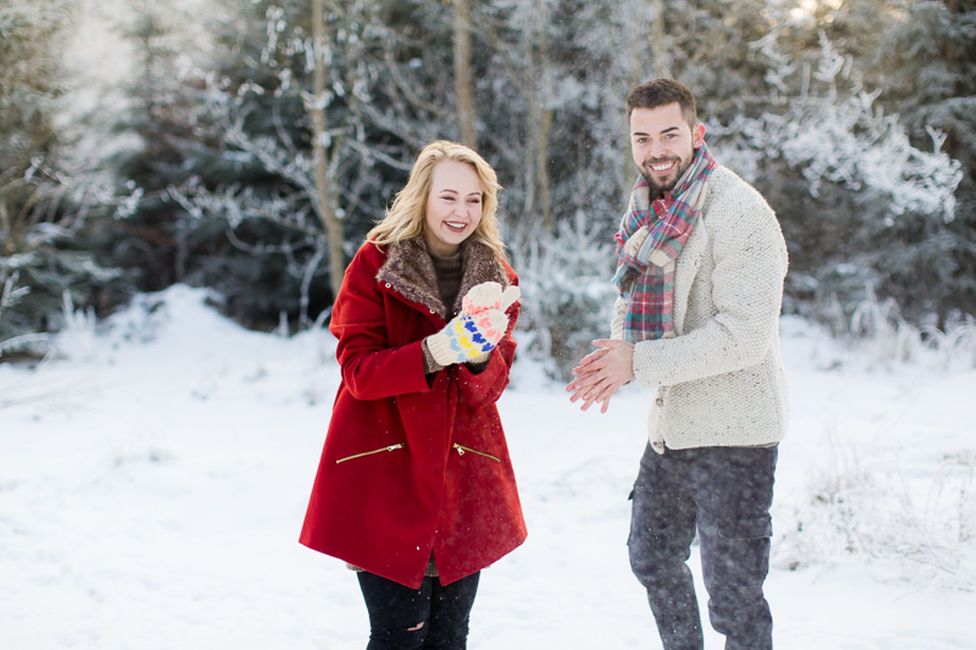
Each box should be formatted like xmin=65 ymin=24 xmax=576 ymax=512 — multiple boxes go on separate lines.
xmin=335 ymin=443 xmax=405 ymax=465
xmin=452 ymin=443 xmax=501 ymax=463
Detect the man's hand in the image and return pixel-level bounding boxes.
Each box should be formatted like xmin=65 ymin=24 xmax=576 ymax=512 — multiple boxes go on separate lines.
xmin=565 ymin=339 xmax=635 ymax=413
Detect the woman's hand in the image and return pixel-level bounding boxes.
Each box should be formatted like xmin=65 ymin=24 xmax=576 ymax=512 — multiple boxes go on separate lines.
xmin=426 ymin=308 xmax=508 ymax=366
xmin=461 ymin=281 xmax=521 ymax=315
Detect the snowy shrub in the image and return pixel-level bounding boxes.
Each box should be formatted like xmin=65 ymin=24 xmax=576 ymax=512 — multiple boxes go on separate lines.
xmin=774 ymin=431 xmax=976 ymax=592
xmin=0 ymin=232 xmax=125 ymax=361
xmin=847 ymin=290 xmax=927 ymax=367
xmin=832 ymin=289 xmax=976 ymax=371
xmin=0 ymin=268 xmax=36 ymax=357
xmin=48 ymin=290 xmax=99 ymax=362
xmin=923 ymin=316 xmax=976 ymax=371
xmin=510 ymin=211 xmax=617 ymax=380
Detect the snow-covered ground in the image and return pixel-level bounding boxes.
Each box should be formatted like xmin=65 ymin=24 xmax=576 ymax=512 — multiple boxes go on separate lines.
xmin=1 ymin=286 xmax=974 ymax=649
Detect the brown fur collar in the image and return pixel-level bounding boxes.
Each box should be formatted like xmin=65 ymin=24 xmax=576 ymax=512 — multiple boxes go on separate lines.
xmin=376 ymin=237 xmax=509 ymax=319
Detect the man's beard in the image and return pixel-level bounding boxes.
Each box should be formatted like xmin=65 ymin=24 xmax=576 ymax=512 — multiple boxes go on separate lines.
xmin=640 ymin=155 xmax=692 ymax=198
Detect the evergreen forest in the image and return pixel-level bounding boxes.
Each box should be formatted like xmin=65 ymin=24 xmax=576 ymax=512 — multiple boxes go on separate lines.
xmin=2 ymin=0 xmax=973 ymax=374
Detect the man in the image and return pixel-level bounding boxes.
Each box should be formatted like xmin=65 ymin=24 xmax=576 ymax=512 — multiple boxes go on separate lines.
xmin=566 ymin=79 xmax=788 ymax=650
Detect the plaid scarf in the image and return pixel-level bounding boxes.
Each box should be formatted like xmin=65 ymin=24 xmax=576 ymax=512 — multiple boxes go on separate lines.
xmin=611 ymin=143 xmax=717 ymax=342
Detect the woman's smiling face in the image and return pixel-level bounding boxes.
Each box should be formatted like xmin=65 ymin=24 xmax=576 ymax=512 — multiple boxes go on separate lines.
xmin=423 ymin=159 xmax=484 ymax=256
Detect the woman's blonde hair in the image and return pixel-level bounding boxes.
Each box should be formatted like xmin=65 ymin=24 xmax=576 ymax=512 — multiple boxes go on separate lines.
xmin=367 ymin=140 xmax=507 ymax=260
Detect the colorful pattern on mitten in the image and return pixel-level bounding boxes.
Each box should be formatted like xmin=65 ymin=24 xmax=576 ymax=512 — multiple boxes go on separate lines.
xmin=426 ymin=308 xmax=508 ymax=366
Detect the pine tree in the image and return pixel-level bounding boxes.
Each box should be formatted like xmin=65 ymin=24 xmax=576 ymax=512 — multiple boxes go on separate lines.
xmin=0 ymin=0 xmax=125 ymax=356
xmin=145 ymin=0 xmax=464 ymax=328
xmin=103 ymin=0 xmax=213 ymax=291
xmin=1 ymin=0 xmax=65 ymax=254
xmin=727 ymin=26 xmax=965 ymax=327
xmin=18 ymin=0 xmax=965 ymax=359
xmin=867 ymin=0 xmax=976 ymax=321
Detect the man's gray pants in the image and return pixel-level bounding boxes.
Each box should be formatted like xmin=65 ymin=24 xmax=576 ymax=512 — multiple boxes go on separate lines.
xmin=628 ymin=442 xmax=777 ymax=650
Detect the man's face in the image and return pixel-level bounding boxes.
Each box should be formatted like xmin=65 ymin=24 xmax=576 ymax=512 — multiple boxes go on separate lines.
xmin=629 ymin=102 xmax=705 ymax=196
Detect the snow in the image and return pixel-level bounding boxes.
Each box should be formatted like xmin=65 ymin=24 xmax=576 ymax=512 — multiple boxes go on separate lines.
xmin=1 ymin=286 xmax=974 ymax=649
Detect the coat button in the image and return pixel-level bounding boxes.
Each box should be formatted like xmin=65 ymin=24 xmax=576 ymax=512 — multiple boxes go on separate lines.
xmin=384 ymin=282 xmax=391 ymax=288
xmin=429 ymin=308 xmax=435 ymax=314
xmin=655 ymin=397 xmax=664 ymax=407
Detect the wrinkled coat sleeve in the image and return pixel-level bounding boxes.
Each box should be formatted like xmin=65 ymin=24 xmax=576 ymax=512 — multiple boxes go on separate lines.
xmin=456 ymin=300 xmax=519 ymax=409
xmin=330 ymin=250 xmax=432 ymax=401
xmin=632 ymin=200 xmax=788 ymax=387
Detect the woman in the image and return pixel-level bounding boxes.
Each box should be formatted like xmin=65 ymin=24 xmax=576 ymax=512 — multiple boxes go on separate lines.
xmin=299 ymin=140 xmax=526 ymax=649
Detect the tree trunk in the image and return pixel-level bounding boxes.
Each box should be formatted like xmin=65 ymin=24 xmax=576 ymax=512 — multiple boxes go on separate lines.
xmin=622 ymin=0 xmax=672 ymax=195
xmin=621 ymin=1 xmax=646 ymax=197
xmin=535 ymin=0 xmax=554 ymax=232
xmin=0 ymin=198 xmax=12 ymax=256
xmin=453 ymin=0 xmax=477 ymax=148
xmin=649 ymin=0 xmax=671 ymax=79
xmin=312 ymin=0 xmax=345 ymax=300
xmin=943 ymin=0 xmax=956 ymax=154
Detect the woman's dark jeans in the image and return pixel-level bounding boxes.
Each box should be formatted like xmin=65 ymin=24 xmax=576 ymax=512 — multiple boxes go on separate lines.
xmin=357 ymin=570 xmax=480 ymax=650
xmin=628 ymin=443 xmax=778 ymax=650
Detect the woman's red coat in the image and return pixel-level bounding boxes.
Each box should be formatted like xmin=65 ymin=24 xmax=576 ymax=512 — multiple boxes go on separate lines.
xmin=299 ymin=240 xmax=526 ymax=588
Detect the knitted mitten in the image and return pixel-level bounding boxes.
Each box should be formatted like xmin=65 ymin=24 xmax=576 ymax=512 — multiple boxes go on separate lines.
xmin=426 ymin=308 xmax=508 ymax=366
xmin=461 ymin=281 xmax=521 ymax=315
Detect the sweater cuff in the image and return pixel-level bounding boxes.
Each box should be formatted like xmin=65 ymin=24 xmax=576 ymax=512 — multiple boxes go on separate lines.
xmin=465 ymin=353 xmax=490 ymax=374
xmin=421 ymin=338 xmax=446 ymax=374
xmin=631 ymin=340 xmax=657 ymax=388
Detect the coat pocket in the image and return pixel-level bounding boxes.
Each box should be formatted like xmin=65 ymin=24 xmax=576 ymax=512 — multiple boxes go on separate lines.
xmin=335 ymin=443 xmax=406 ymax=465
xmin=452 ymin=443 xmax=501 ymax=463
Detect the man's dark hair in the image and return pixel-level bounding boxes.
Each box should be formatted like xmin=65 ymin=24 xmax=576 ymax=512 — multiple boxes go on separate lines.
xmin=626 ymin=78 xmax=698 ymax=126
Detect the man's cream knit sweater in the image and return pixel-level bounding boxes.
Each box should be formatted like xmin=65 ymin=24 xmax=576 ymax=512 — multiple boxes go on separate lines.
xmin=611 ymin=166 xmax=789 ymax=453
